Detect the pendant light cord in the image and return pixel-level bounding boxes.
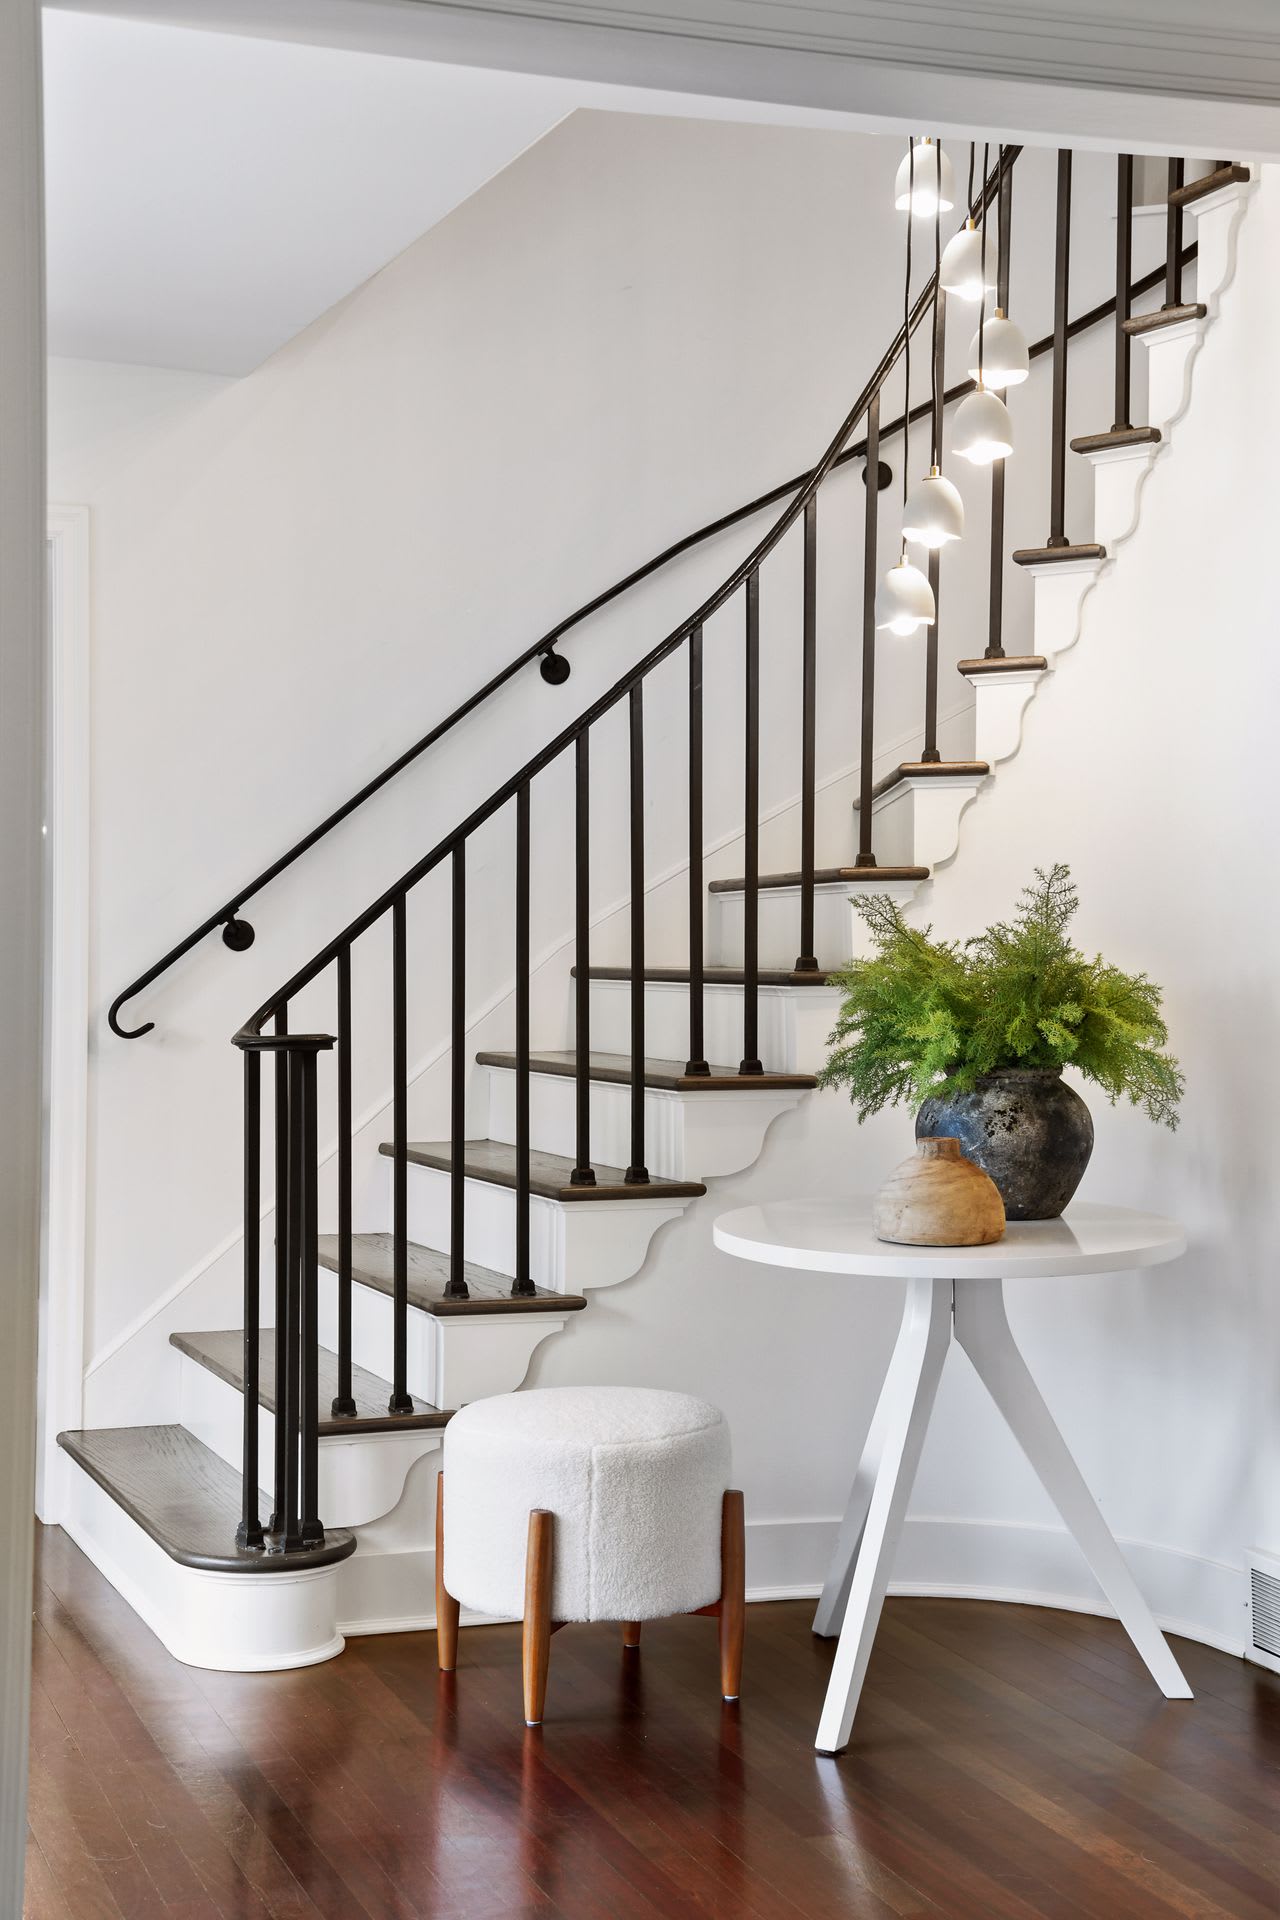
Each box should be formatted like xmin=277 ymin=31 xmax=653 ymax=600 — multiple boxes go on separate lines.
xmin=901 ymin=138 xmax=914 ymax=551
xmin=977 ymin=141 xmax=990 ymax=385
xmin=967 ymin=142 xmax=976 ymax=221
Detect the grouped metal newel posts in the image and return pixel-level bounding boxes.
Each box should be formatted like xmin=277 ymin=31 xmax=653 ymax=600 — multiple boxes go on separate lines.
xmin=390 ymin=896 xmax=413 ymax=1413
xmin=1048 ymin=148 xmax=1073 ymax=549
xmin=921 ymin=151 xmax=946 ymax=764
xmin=572 ymin=734 xmax=597 ymax=1177
xmin=514 ymin=781 xmax=537 ymax=1283
xmin=741 ymin=571 xmax=762 ymax=1074
xmin=333 ymin=947 xmax=356 ymax=1417
xmin=1113 ymin=155 xmax=1135 ymax=432
xmin=448 ymin=847 xmax=470 ymax=1297
xmin=235 ymin=1023 xmax=333 ymax=1553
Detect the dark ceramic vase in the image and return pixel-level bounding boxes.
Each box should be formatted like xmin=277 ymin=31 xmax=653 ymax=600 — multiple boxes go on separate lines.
xmin=914 ymin=1067 xmax=1093 ymax=1220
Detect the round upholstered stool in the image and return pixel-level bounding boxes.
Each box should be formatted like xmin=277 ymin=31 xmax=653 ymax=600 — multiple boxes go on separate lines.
xmin=434 ymin=1386 xmax=744 ymax=1725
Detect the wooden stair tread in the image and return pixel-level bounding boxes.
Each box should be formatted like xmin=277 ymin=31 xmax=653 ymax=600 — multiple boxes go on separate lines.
xmin=708 ymin=864 xmax=927 ymax=895
xmin=577 ymin=964 xmax=837 ymax=987
xmin=379 ymin=1139 xmax=705 ymax=1202
xmin=1122 ymin=302 xmax=1206 ymax=336
xmin=1167 ymin=163 xmax=1249 ymax=209
xmin=1012 ymin=542 xmax=1107 ymax=566
xmin=957 ymin=655 xmax=1047 ymax=675
xmin=476 ymin=1048 xmax=816 ymax=1092
xmin=1069 ymin=426 xmax=1162 ymax=454
xmin=56 ymin=1426 xmax=356 ymax=1573
xmin=170 ymin=1329 xmax=449 ymax=1433
xmin=317 ymin=1232 xmax=587 ymax=1316
xmin=853 ymin=760 xmax=990 ymax=807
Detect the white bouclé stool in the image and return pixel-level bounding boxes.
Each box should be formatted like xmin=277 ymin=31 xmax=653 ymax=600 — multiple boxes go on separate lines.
xmin=434 ymin=1386 xmax=744 ymax=1725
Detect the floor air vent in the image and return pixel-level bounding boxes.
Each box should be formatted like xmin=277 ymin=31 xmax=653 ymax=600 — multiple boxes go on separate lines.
xmin=1246 ymin=1550 xmax=1280 ymax=1674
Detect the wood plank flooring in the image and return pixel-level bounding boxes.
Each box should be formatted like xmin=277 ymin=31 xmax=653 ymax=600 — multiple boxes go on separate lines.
xmin=25 ymin=1523 xmax=1280 ymax=1919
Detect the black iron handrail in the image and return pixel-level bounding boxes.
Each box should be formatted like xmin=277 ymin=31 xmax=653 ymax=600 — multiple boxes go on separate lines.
xmin=108 ymin=144 xmax=1194 ymax=1042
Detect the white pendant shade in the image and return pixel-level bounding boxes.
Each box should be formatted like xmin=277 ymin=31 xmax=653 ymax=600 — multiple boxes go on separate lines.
xmin=902 ymin=468 xmax=965 ymax=549
xmin=875 ymin=557 xmax=936 ymax=636
xmin=967 ymin=311 xmax=1029 ymax=390
xmin=939 ymin=222 xmax=995 ymax=300
xmin=894 ymin=139 xmax=955 ymax=218
xmin=953 ymin=386 xmax=1013 ymax=465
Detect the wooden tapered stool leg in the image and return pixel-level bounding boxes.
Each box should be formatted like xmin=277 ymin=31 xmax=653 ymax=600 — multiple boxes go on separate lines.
xmin=719 ymin=1489 xmax=745 ymax=1701
xmin=622 ymin=1621 xmax=642 ymax=1649
xmin=435 ymin=1474 xmax=460 ymax=1672
xmin=522 ymin=1509 xmax=555 ymax=1726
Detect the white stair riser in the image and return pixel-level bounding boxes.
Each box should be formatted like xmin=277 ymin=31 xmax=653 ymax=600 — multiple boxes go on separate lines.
xmin=62 ymin=1462 xmax=346 ymax=1671
xmin=964 ymin=668 xmax=1047 ymax=765
xmin=711 ymin=878 xmax=924 ymax=972
xmin=1139 ymin=319 xmax=1206 ymax=434
xmin=177 ymin=1351 xmax=442 ymax=1527
xmin=1083 ymin=442 xmax=1161 ymax=548
xmin=865 ymin=777 xmax=987 ymax=871
xmin=315 ymin=1262 xmax=569 ymax=1409
xmin=584 ymin=978 xmax=840 ymax=1075
xmin=400 ymin=1157 xmax=690 ymax=1292
xmin=1021 ymin=559 xmax=1106 ymax=662
xmin=485 ymin=1067 xmax=805 ymax=1180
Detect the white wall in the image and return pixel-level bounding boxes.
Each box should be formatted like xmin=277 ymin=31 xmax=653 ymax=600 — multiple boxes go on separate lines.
xmin=63 ymin=105 xmax=1261 ymax=1654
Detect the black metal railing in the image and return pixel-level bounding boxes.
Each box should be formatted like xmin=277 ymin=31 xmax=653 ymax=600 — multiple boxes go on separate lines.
xmin=226 ymin=146 xmax=1225 ymax=1554
xmin=108 ymin=138 xmax=1208 ymax=1042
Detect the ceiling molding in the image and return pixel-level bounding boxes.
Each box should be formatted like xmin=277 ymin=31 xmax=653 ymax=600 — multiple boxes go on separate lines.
xmin=49 ymin=0 xmax=1280 ymax=153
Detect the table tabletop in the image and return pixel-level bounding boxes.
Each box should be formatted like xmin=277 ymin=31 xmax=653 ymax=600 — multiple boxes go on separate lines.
xmin=712 ymin=1198 xmax=1185 ymax=1280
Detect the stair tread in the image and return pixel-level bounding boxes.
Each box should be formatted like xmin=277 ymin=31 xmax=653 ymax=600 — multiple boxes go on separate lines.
xmin=379 ymin=1139 xmax=706 ymax=1202
xmin=476 ymin=1048 xmax=816 ymax=1092
xmin=171 ymin=1329 xmax=450 ymax=1432
xmin=854 ymin=759 xmax=990 ymax=807
xmin=1011 ymin=542 xmax=1107 ymax=566
xmin=1069 ymin=426 xmax=1162 ymax=454
xmin=708 ymin=864 xmax=927 ymax=895
xmin=317 ymin=1232 xmax=587 ymax=1315
xmin=957 ymin=655 xmax=1048 ymax=675
xmin=1167 ymin=162 xmax=1249 ymax=209
xmin=1121 ymin=302 xmax=1206 ymax=336
xmin=577 ymin=965 xmax=838 ymax=987
xmin=56 ymin=1425 xmax=356 ymax=1572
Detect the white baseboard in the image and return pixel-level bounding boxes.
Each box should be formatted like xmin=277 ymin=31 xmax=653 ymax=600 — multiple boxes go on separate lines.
xmin=335 ymin=1513 xmax=1248 ymax=1658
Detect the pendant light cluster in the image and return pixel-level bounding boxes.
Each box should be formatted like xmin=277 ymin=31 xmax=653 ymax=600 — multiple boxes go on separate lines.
xmin=877 ymin=137 xmax=1026 ymax=636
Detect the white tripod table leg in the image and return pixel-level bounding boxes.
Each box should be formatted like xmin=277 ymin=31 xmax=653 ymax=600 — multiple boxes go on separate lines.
xmin=953 ymin=1274 xmax=1192 ymax=1700
xmin=813 ymin=1363 xmax=898 ymax=1638
xmin=814 ymin=1274 xmax=952 ymax=1754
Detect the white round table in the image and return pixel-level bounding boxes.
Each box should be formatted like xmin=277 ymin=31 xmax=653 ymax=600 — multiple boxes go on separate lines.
xmin=712 ymin=1199 xmax=1190 ymax=1754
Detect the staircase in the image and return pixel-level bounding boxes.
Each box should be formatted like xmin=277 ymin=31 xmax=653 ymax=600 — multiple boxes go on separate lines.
xmin=58 ymin=153 xmax=1254 ymax=1671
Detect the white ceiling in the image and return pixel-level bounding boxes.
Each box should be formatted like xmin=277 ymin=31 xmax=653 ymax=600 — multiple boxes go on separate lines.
xmin=42 ymin=11 xmax=856 ymax=376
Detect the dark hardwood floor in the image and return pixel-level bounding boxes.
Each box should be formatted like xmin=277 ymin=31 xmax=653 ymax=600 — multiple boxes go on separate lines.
xmin=25 ymin=1523 xmax=1280 ymax=1919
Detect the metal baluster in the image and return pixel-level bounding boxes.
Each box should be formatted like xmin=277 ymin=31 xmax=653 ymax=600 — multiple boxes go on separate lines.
xmin=796 ymin=501 xmax=819 ymax=972
xmin=237 ymin=1046 xmax=264 ymax=1550
xmin=741 ymin=570 xmax=763 ymax=1073
xmin=271 ymin=1005 xmax=289 ymax=1533
xmin=855 ymin=394 xmax=880 ymax=866
xmin=389 ymin=895 xmax=413 ymax=1411
xmin=279 ymin=1047 xmax=304 ymax=1551
xmin=514 ymin=782 xmax=537 ymax=1287
xmin=686 ymin=627 xmax=708 ymax=1075
xmin=986 ymin=150 xmax=1012 ymax=659
xmin=626 ymin=688 xmax=651 ymax=1180
xmin=571 ymin=736 xmax=596 ymax=1181
xmin=299 ymin=1045 xmax=323 ymax=1541
xmin=1048 ymin=149 xmax=1073 ymax=549
xmin=332 ymin=948 xmax=355 ymax=1417
xmin=1165 ymin=157 xmax=1185 ymax=308
xmin=921 ymin=273 xmax=945 ymax=762
xmin=1113 ymin=155 xmax=1134 ymax=430
xmin=447 ymin=847 xmax=470 ymax=1297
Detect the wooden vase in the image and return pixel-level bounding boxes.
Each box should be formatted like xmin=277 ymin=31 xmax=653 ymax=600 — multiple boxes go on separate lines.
xmin=873 ymin=1137 xmax=1006 ymax=1247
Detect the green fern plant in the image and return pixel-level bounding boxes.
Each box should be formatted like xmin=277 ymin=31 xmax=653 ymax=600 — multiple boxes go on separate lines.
xmin=818 ymin=865 xmax=1183 ymax=1127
